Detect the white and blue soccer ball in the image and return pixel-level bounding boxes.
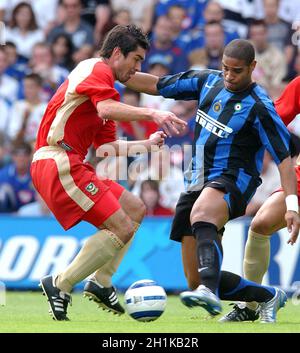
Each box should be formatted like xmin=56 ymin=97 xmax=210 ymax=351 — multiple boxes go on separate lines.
xmin=124 ymin=279 xmax=167 ymax=322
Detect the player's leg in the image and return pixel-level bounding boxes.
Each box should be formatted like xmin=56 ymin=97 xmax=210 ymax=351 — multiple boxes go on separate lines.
xmin=169 ymin=191 xmax=201 ymax=290
xmin=180 ymin=187 xmax=228 ymax=315
xmin=92 ymin=188 xmax=146 ymax=287
xmin=84 ymin=189 xmax=146 ymax=314
xmin=218 ymin=271 xmax=287 ymax=323
xmin=42 ymin=203 xmax=134 ymax=320
xmin=181 ymin=236 xmax=199 ymax=290
xmin=243 ymin=191 xmax=287 ymax=311
xmin=34 ymin=152 xmax=135 ymax=320
xmin=219 ymin=192 xmax=288 ymax=321
xmin=181 ymin=232 xmax=224 ymax=290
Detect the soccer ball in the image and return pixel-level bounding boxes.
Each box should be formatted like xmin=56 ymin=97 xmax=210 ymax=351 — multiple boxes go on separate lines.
xmin=124 ymin=279 xmax=167 ymax=322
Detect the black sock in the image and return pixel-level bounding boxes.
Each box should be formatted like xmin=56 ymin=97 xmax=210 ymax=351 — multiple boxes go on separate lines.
xmin=192 ymin=221 xmax=223 ymax=294
xmin=218 ymin=271 xmax=275 ymax=303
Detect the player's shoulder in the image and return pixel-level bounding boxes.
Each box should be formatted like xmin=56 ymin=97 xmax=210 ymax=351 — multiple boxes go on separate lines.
xmin=74 ymin=58 xmax=103 ymax=71
xmin=288 ymin=76 xmax=300 ymax=87
xmin=251 ymin=84 xmax=274 ymax=108
xmin=69 ymin=58 xmax=114 ymax=87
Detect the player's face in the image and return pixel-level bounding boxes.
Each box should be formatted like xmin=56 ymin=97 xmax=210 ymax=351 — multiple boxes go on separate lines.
xmin=115 ymin=47 xmax=146 ymax=82
xmin=222 ymin=55 xmax=256 ymax=92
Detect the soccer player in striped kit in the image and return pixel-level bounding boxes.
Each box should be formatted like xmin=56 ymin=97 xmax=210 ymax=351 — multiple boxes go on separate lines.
xmin=126 ymin=39 xmax=300 ymax=322
xmin=220 ymin=76 xmax=300 ymax=322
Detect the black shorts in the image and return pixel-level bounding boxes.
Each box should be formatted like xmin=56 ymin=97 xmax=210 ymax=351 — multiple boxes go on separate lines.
xmin=170 ymin=176 xmax=247 ymax=242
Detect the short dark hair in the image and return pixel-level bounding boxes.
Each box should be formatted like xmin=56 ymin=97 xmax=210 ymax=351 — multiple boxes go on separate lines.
xmin=11 ymin=141 xmax=32 ymax=155
xmin=24 ymin=73 xmax=43 ymax=86
xmin=223 ymin=39 xmax=255 ymax=65
xmin=99 ymin=25 xmax=150 ymax=58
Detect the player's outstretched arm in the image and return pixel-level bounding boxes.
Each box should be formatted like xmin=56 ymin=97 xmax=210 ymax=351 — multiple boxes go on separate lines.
xmin=100 ymin=131 xmax=167 ymax=156
xmin=97 ymin=99 xmax=187 ymax=136
xmin=124 ymin=72 xmax=160 ymax=95
xmin=277 ymin=157 xmax=300 ymax=244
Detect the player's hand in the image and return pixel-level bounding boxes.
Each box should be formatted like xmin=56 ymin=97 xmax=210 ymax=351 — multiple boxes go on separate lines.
xmin=285 ymin=210 xmax=300 ymax=245
xmin=151 ymin=110 xmax=187 ymax=137
xmin=148 ymin=131 xmax=167 ymax=149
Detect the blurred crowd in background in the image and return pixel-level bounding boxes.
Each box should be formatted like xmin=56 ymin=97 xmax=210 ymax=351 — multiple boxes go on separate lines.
xmin=0 ymin=0 xmax=300 ymax=218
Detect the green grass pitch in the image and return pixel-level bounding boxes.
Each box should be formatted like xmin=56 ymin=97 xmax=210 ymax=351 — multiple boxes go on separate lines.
xmin=1 ymin=291 xmax=300 ymax=333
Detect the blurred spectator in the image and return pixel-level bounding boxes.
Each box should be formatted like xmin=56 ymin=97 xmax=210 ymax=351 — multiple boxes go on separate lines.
xmin=263 ymin=0 xmax=292 ymax=51
xmin=28 ymin=42 xmax=69 ymax=100
xmin=187 ymin=1 xmax=239 ymax=52
xmin=111 ymin=8 xmax=131 ymax=26
xmin=18 ymin=191 xmax=52 ymax=216
xmin=188 ymin=21 xmax=225 ymax=70
xmin=216 ymin=0 xmax=264 ymax=38
xmin=118 ymin=88 xmax=149 ymax=141
xmin=97 ymin=8 xmax=132 ymax=47
xmin=140 ymin=180 xmax=174 ymax=216
xmin=0 ymin=131 xmax=11 ymax=169
xmin=0 ymin=0 xmax=59 ymax=33
xmin=47 ymin=0 xmax=94 ymax=50
xmin=140 ymin=55 xmax=174 ymax=112
xmin=278 ymin=0 xmax=300 ymax=24
xmin=0 ymin=46 xmax=19 ymax=102
xmin=111 ymin=0 xmax=155 ymax=34
xmin=131 ymin=148 xmax=185 ymax=211
xmin=72 ymin=43 xmax=94 ymax=66
xmin=8 ymin=73 xmax=47 ymax=146
xmin=4 ymin=41 xmax=27 ymax=81
xmin=81 ymin=0 xmax=111 ymax=45
xmin=142 ymin=15 xmax=189 ymax=74
xmin=165 ymin=101 xmax=195 ymax=148
xmin=249 ymin=20 xmax=287 ymax=91
xmin=0 ymin=97 xmax=11 ymax=134
xmin=5 ymin=2 xmax=45 ymax=60
xmin=155 ymin=0 xmax=208 ymax=30
xmin=166 ymin=4 xmax=191 ymax=50
xmin=245 ymin=151 xmax=280 ymax=216
xmin=0 ymin=141 xmax=35 ymax=213
xmin=50 ymin=33 xmax=75 ymax=71
xmin=293 ymin=51 xmax=300 ymax=78
xmin=119 ymin=87 xmax=158 ymax=141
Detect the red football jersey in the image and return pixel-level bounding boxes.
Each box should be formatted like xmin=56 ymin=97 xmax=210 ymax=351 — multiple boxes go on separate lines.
xmin=35 ymin=59 xmax=119 ymax=159
xmin=275 ymin=76 xmax=300 ymax=126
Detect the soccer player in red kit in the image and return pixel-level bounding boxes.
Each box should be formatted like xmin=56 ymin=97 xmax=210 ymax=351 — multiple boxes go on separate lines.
xmin=221 ymin=76 xmax=300 ymax=322
xmin=33 ymin=25 xmax=186 ymax=321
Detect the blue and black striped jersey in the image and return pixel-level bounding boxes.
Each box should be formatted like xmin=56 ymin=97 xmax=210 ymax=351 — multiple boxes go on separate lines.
xmin=157 ymin=69 xmax=291 ymax=202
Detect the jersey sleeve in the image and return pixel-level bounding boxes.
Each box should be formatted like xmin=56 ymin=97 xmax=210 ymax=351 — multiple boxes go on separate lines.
xmin=157 ymin=69 xmax=212 ymax=100
xmin=275 ymin=76 xmax=300 ymax=126
xmin=93 ymin=119 xmax=117 ymax=149
xmin=75 ymin=62 xmax=120 ymax=108
xmin=254 ymin=100 xmax=291 ymax=165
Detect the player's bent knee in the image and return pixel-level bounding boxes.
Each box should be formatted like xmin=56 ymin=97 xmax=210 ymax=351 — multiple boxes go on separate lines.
xmin=250 ymin=215 xmax=272 ymax=235
xmin=104 ymin=213 xmax=135 ymax=244
xmin=190 ymin=209 xmax=208 ymax=225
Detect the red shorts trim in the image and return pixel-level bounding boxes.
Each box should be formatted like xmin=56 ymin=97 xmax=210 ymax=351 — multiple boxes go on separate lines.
xmin=273 ymin=165 xmax=300 ymax=205
xmin=31 ymin=149 xmax=125 ymax=230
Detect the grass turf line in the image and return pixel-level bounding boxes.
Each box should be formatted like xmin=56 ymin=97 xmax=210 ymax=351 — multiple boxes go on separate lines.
xmin=0 ymin=292 xmax=300 ymax=333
